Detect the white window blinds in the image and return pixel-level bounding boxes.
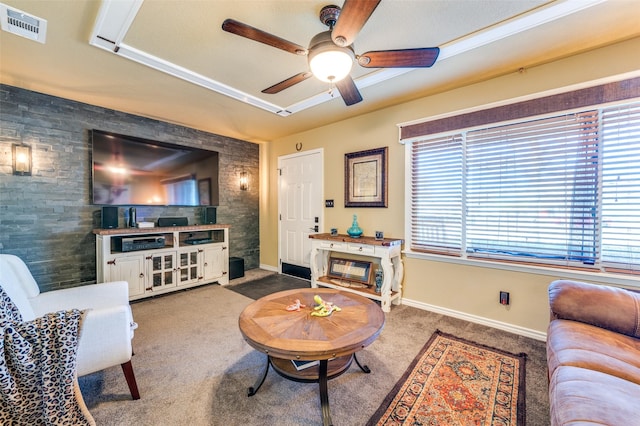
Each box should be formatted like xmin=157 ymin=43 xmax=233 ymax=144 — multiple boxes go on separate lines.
xmin=410 ymin=135 xmax=463 ymax=254
xmin=601 ymin=102 xmax=640 ymax=273
xmin=465 ymin=111 xmax=600 ymax=267
xmin=408 ymin=99 xmax=640 ymax=275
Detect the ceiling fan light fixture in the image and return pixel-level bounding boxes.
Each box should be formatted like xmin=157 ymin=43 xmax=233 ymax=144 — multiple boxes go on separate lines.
xmin=308 ymin=31 xmax=354 ymax=83
xmin=309 ymin=49 xmax=354 ymax=83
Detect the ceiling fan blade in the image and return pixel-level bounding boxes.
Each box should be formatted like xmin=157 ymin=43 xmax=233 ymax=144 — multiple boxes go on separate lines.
xmin=335 ymin=76 xmax=363 ymax=106
xmin=222 ymin=19 xmax=308 ymax=56
xmin=262 ymin=72 xmax=313 ymax=94
xmin=331 ymin=0 xmax=381 ymax=47
xmin=358 ymin=47 xmax=440 ymax=68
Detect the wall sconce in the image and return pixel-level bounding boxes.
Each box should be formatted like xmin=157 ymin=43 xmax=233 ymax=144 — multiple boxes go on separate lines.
xmin=12 ymin=144 xmax=32 ymax=176
xmin=239 ymin=171 xmax=248 ymax=191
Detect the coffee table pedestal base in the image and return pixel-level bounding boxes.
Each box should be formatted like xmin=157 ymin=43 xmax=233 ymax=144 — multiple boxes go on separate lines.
xmin=247 ymin=354 xmax=371 ymax=426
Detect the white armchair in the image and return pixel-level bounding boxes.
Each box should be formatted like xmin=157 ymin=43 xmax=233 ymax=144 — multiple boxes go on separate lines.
xmin=0 ymin=254 xmax=140 ymax=399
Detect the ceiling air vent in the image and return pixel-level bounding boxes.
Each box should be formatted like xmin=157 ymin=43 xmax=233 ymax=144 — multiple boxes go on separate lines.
xmin=0 ymin=3 xmax=47 ymax=44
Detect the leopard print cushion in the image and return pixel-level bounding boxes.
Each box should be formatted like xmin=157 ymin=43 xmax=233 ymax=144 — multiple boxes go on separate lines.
xmin=0 ymin=285 xmax=95 ymax=425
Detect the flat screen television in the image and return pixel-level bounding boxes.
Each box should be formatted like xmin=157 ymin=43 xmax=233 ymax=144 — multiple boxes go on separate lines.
xmin=91 ymin=129 xmax=219 ymax=206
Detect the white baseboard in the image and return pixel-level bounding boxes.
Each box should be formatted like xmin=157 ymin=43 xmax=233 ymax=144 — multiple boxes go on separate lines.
xmin=402 ymin=297 xmax=547 ymax=342
xmin=259 ymin=264 xmax=278 ymax=272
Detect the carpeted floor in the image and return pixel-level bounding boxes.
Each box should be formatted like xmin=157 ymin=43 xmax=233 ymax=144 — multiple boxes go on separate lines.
xmin=78 ymin=270 xmax=549 ymax=425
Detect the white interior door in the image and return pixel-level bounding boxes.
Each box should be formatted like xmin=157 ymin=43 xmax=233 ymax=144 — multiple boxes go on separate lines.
xmin=278 ymin=149 xmax=323 ymax=275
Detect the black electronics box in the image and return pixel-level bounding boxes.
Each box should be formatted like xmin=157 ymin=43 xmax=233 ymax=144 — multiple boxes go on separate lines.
xmin=114 ymin=235 xmax=166 ymax=252
xmin=158 ymin=217 xmax=188 ymax=227
xmin=229 ymin=257 xmax=244 ymax=280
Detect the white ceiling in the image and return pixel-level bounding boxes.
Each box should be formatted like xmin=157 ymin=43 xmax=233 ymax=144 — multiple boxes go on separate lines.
xmin=1 ymin=0 xmax=639 ymax=143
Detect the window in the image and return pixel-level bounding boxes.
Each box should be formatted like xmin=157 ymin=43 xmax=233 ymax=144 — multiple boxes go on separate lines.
xmin=408 ymin=100 xmax=640 ymax=275
xmin=601 ymin=103 xmax=640 ymax=272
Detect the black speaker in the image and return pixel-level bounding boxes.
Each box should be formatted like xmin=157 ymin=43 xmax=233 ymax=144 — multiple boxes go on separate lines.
xmin=229 ymin=257 xmax=244 ymax=280
xmin=158 ymin=217 xmax=188 ymax=227
xmin=101 ymin=206 xmax=118 ymax=229
xmin=128 ymin=207 xmax=137 ymax=228
xmin=204 ymin=207 xmax=217 ymax=224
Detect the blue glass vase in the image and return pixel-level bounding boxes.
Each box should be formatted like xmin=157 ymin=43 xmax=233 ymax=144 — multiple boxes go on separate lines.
xmin=375 ymin=269 xmax=383 ymax=293
xmin=346 ymin=215 xmax=363 ymax=238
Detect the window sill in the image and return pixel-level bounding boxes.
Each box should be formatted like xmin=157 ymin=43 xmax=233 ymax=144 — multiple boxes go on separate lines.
xmin=404 ymin=250 xmax=640 ymax=289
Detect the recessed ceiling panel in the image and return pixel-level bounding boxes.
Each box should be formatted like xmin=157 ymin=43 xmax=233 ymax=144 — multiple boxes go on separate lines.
xmin=122 ymin=0 xmax=550 ymax=105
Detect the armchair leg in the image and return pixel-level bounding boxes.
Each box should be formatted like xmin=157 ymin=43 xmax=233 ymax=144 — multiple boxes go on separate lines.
xmin=121 ymin=360 xmax=140 ymax=400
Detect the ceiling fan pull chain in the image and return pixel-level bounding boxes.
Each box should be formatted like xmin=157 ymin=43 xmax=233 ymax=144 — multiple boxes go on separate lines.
xmin=328 ymin=83 xmax=336 ymax=98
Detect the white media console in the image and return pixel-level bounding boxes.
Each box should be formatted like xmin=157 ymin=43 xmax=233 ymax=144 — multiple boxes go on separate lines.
xmin=94 ymin=225 xmax=229 ymax=301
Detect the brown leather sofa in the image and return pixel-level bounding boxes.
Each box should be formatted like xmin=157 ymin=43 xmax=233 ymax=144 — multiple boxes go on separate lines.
xmin=547 ymin=280 xmax=640 ymax=425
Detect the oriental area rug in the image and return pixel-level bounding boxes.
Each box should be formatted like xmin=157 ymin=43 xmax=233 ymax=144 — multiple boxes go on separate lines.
xmin=368 ymin=330 xmax=526 ymax=425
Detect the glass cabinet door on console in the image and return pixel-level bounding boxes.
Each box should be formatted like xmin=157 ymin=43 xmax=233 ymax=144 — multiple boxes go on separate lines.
xmin=148 ymin=251 xmax=177 ymax=291
xmin=179 ymin=248 xmax=200 ymax=285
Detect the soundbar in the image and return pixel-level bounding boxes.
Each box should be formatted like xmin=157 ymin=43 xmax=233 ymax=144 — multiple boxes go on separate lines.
xmin=157 ymin=217 xmax=188 ymax=227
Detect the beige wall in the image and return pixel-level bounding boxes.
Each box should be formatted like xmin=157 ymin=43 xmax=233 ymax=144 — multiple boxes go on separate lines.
xmin=260 ymin=36 xmax=640 ymax=337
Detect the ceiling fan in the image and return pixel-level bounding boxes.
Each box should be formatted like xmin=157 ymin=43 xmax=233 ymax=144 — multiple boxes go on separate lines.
xmin=222 ymin=0 xmax=440 ymax=106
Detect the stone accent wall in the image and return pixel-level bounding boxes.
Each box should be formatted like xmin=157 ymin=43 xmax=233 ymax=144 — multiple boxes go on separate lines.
xmin=0 ymin=84 xmax=259 ymax=292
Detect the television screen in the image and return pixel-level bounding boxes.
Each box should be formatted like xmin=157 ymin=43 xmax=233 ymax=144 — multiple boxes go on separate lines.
xmin=91 ymin=129 xmax=219 ymax=206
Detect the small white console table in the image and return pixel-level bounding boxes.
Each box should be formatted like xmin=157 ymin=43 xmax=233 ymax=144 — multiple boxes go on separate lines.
xmin=309 ymin=233 xmax=404 ymax=312
xmin=94 ymin=224 xmax=229 ymax=301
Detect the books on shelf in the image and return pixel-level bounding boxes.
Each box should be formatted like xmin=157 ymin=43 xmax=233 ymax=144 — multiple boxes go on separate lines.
xmin=291 ymin=359 xmax=319 ymax=371
xmin=290 ymin=357 xmax=336 ymax=371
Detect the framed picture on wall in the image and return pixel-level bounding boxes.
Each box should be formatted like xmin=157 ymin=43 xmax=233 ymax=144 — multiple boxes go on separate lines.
xmin=345 ymin=147 xmax=388 ymax=207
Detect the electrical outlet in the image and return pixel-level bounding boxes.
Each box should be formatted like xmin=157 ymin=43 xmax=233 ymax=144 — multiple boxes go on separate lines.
xmin=325 ymin=199 xmax=334 ymax=208
xmin=499 ymin=291 xmax=510 ymax=305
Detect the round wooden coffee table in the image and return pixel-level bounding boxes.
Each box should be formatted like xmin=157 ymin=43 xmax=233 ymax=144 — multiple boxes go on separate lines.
xmin=238 ymin=288 xmax=385 ymax=426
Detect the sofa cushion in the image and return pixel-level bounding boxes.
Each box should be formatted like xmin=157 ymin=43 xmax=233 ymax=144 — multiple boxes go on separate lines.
xmin=547 ymin=319 xmax=640 ymax=385
xmin=549 ymin=365 xmax=640 ymax=426
xmin=549 ymin=280 xmax=640 ymax=338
